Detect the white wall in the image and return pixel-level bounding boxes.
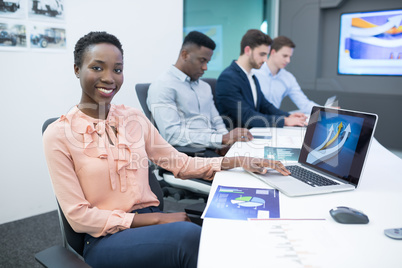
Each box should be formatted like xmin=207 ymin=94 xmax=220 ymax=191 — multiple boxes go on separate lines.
xmin=0 ymin=0 xmax=183 ymax=224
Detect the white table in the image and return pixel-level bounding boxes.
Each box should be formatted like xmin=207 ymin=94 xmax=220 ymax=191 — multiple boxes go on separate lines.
xmin=198 ymin=127 xmax=402 ymax=268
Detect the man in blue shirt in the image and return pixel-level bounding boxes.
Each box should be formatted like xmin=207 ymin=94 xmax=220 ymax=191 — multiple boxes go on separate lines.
xmin=147 ymin=31 xmax=252 ymax=156
xmin=254 ymin=36 xmax=319 ymax=114
xmin=215 ymin=29 xmax=307 ymax=129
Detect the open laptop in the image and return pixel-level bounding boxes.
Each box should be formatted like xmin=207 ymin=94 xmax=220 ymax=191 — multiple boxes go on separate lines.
xmin=247 ymin=106 xmax=378 ymax=197
xmin=293 ymin=95 xmax=337 ymax=124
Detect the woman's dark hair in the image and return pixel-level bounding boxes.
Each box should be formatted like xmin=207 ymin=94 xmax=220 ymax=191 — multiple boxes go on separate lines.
xmin=182 ymin=31 xmax=216 ymax=50
xmin=74 ymin=31 xmax=123 ymax=67
xmin=240 ymin=29 xmax=272 ymax=55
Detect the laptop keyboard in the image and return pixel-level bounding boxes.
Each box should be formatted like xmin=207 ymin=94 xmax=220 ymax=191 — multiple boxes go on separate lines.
xmin=286 ymin=165 xmax=340 ymax=187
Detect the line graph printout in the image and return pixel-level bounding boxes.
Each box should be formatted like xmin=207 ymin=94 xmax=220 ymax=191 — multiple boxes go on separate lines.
xmin=203 ymin=185 xmax=280 ymax=220
xmin=246 ymin=219 xmax=336 ymax=268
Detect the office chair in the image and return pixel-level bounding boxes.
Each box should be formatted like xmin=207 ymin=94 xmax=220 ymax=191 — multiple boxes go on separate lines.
xmin=134 ymin=83 xmax=207 ymax=157
xmin=135 ymin=83 xmax=213 ymax=198
xmin=201 ymin=78 xmax=217 ymax=104
xmin=35 ymin=118 xmax=168 ymax=267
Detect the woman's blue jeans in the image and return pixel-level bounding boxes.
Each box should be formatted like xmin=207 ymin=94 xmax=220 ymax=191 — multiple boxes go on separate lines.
xmin=83 ymin=207 xmax=201 ymax=268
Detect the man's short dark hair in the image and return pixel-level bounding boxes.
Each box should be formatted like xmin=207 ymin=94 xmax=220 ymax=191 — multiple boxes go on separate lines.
xmin=74 ymin=31 xmax=123 ymax=67
xmin=271 ymin=36 xmax=295 ymax=53
xmin=240 ymin=29 xmax=272 ymax=55
xmin=182 ymin=31 xmax=216 ymax=50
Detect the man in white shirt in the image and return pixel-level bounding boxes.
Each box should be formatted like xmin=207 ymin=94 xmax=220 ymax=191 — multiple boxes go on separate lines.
xmin=147 ymin=31 xmax=252 ymax=156
xmin=254 ymin=36 xmax=318 ymax=114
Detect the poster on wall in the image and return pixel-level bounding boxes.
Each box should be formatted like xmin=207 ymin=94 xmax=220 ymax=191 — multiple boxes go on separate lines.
xmin=0 ymin=0 xmax=28 ymax=19
xmin=184 ymin=25 xmax=223 ymax=71
xmin=0 ymin=20 xmax=27 ymax=50
xmin=28 ymin=23 xmax=65 ymax=50
xmin=28 ymin=0 xmax=65 ymax=22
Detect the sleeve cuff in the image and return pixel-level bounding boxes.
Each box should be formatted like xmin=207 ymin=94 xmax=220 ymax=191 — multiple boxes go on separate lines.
xmin=276 ymin=117 xmax=286 ymax=128
xmin=210 ymin=133 xmax=224 ymax=148
xmin=123 ymin=212 xmax=135 ymax=229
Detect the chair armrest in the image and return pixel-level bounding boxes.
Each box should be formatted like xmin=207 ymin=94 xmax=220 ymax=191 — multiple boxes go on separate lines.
xmin=35 ymin=245 xmax=91 ymax=268
xmin=185 ymin=202 xmax=206 ymax=226
xmin=184 ymin=202 xmax=206 ymax=216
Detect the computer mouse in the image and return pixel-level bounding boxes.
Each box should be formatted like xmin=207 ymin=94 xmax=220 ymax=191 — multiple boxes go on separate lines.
xmin=329 ymin=206 xmax=369 ymax=224
xmin=384 ymin=228 xmax=402 ymax=240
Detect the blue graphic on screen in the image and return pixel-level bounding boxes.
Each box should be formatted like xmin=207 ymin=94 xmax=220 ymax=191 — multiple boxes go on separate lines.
xmin=306 ymin=112 xmax=364 ymax=178
xmin=204 ymin=186 xmax=280 ymax=220
xmin=338 ymin=9 xmax=402 ymax=75
xmin=345 ymin=14 xmax=402 ymax=60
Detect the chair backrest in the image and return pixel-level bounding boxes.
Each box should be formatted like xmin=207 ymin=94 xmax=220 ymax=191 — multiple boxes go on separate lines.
xmin=135 ymin=83 xmax=156 ymax=127
xmin=148 ymin=166 xmax=164 ymax=211
xmin=200 ymin=78 xmax=217 ymax=104
xmin=56 ymin=200 xmax=86 ymax=256
xmin=42 ymin=117 xmax=165 ymax=257
xmin=135 ymin=79 xmax=217 ymax=124
xmin=42 ymin=117 xmax=86 ymax=257
xmin=42 ymin=117 xmax=59 ymax=134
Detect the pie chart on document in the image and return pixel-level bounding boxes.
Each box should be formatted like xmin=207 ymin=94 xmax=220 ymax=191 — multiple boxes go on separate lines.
xmin=230 ymin=196 xmax=265 ymax=208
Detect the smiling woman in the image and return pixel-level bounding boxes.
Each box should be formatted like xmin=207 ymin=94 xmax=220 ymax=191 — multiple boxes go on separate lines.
xmin=74 ymin=34 xmax=124 ymax=119
xmin=42 ymin=31 xmax=290 ymax=267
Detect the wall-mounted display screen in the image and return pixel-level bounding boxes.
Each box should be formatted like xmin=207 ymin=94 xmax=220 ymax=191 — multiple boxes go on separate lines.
xmin=338 ymin=9 xmax=402 ymax=76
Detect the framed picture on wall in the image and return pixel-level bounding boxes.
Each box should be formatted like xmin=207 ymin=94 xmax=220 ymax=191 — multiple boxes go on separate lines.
xmin=0 ymin=0 xmax=28 ymax=19
xmin=0 ymin=20 xmax=27 ymax=50
xmin=29 ymin=23 xmax=65 ymax=50
xmin=27 ymin=0 xmax=65 ymax=22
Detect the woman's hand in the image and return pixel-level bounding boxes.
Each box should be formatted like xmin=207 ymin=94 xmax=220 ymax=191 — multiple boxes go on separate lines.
xmin=241 ymin=157 xmax=291 ymax=175
xmin=131 ymin=212 xmax=191 ymax=228
xmin=221 ymin=156 xmax=291 ymax=176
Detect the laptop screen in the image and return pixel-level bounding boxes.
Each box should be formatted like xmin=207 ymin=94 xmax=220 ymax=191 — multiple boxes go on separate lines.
xmin=298 ymin=106 xmax=378 ymax=186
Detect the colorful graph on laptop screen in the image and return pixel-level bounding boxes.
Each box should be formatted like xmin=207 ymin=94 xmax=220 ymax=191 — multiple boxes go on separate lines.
xmin=305 ymin=111 xmax=364 ymax=179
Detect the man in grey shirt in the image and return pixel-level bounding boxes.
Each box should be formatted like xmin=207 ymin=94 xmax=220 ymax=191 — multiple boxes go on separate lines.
xmin=147 ymin=31 xmax=252 ymax=156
